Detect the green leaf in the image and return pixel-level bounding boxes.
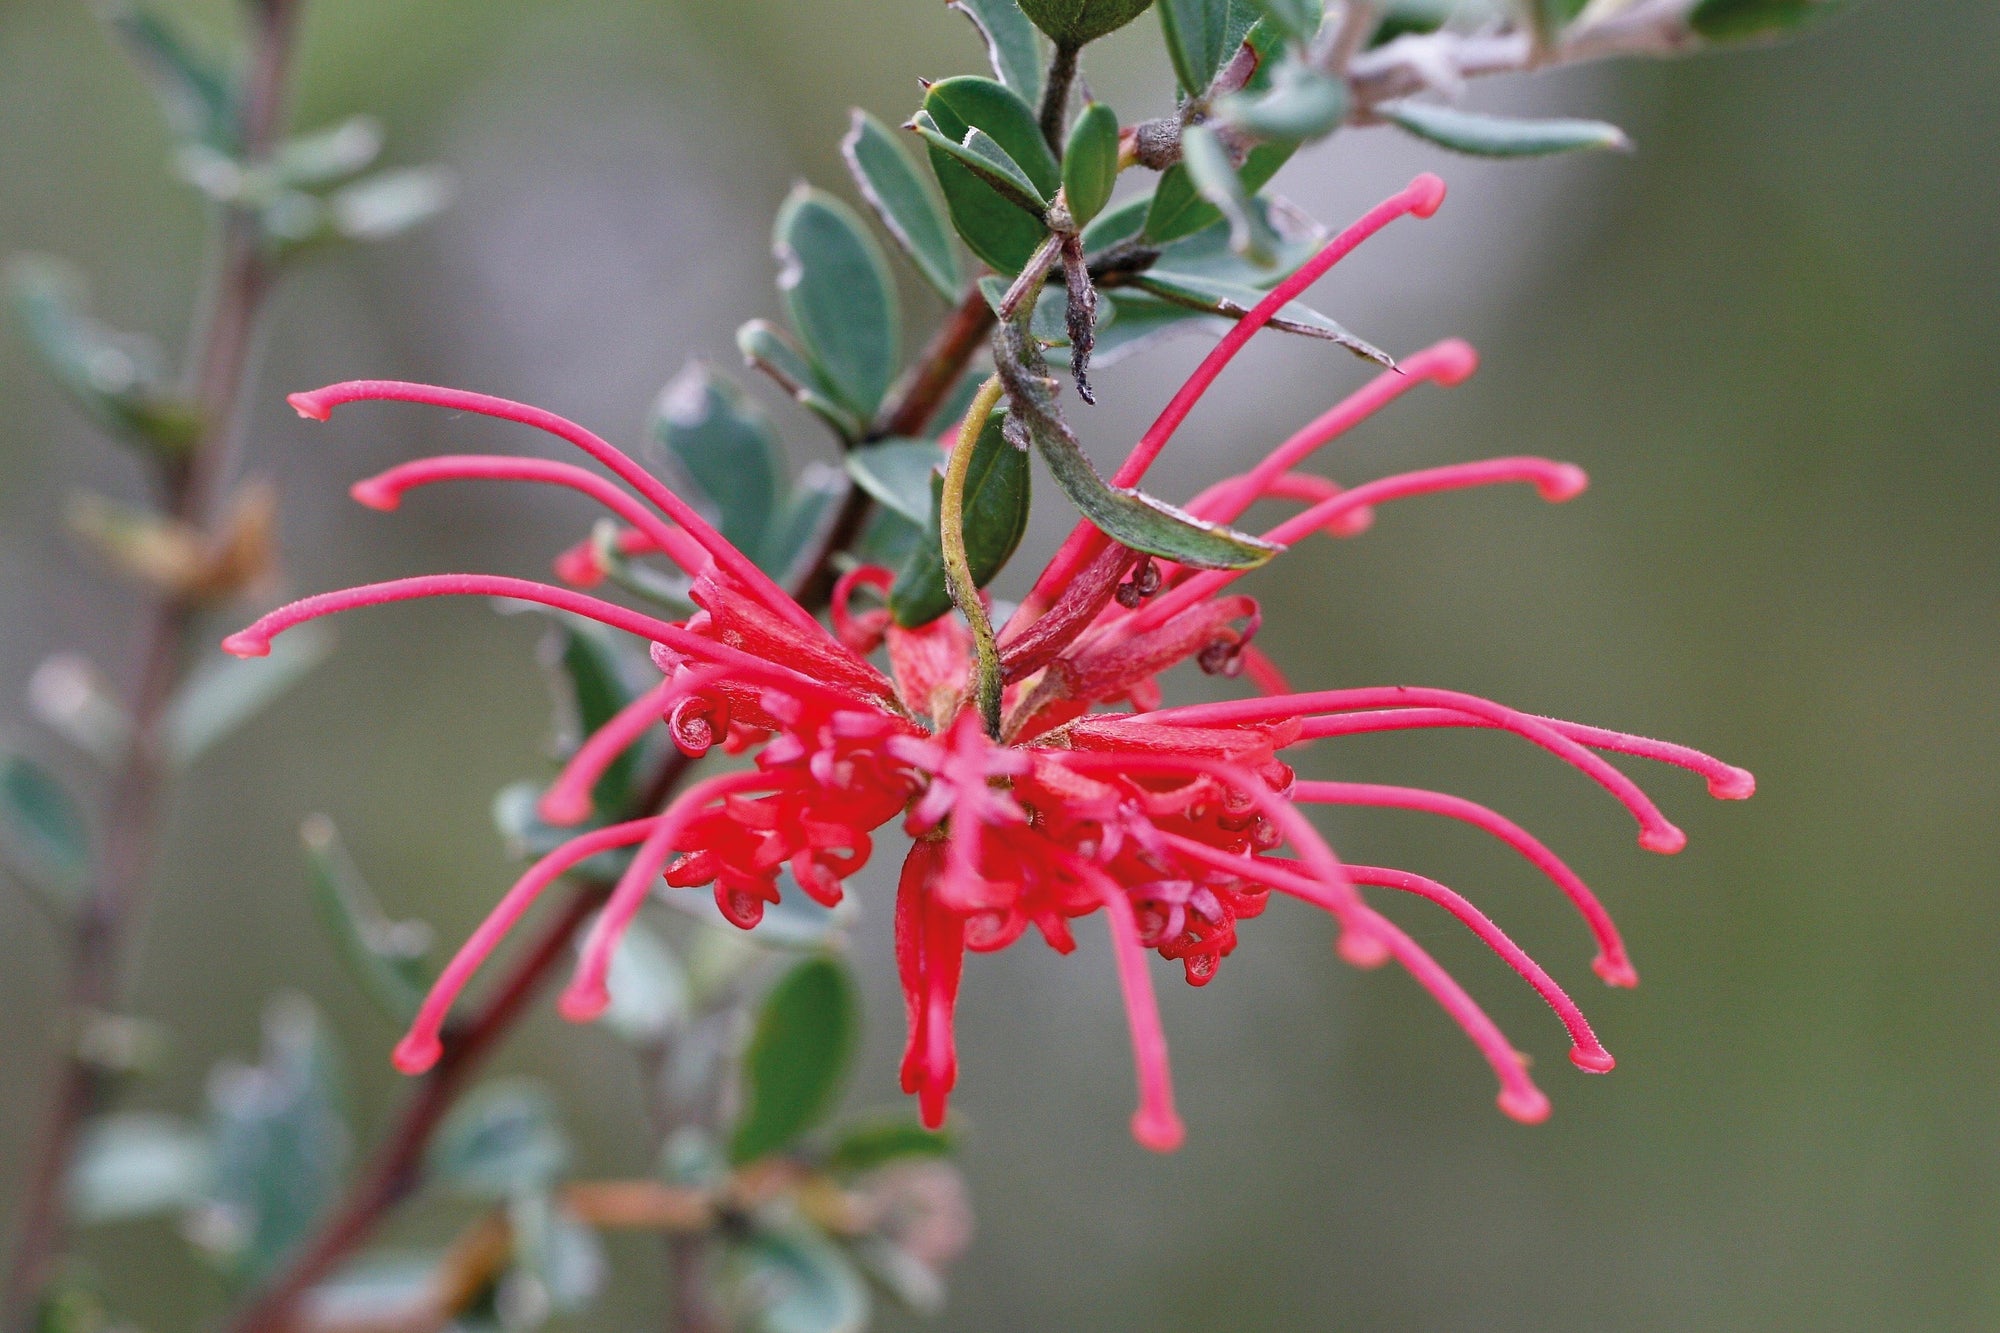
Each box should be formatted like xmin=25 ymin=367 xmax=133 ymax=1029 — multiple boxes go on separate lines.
xmin=908 ymin=115 xmax=1048 ymax=214
xmin=1241 ymin=0 xmax=1321 ymax=42
xmin=508 ymin=1194 xmax=607 ymax=1314
xmin=301 ymin=1253 xmax=442 ymax=1329
xmin=737 ymin=319 xmax=867 ymax=441
xmin=842 ymin=111 xmax=963 ymax=302
xmin=976 ymin=274 xmax=1117 ymax=348
xmin=1177 ymin=123 xmax=1278 ymax=265
xmin=1147 ymin=195 xmax=1324 ymax=286
xmin=538 ymin=615 xmax=649 ymax=817
xmin=773 ymin=186 xmax=900 ymax=421
xmin=167 ymin=623 xmax=332 ymax=764
xmin=272 ymin=116 xmax=385 ymax=188
xmin=825 ymin=1118 xmax=954 ymax=1175
xmin=1079 ymin=194 xmax=1149 ymax=253
xmin=947 ymin=0 xmax=1047 ymax=106
xmin=431 ymin=1081 xmax=570 ymax=1199
xmin=1157 ymin=0 xmax=1260 ymax=95
xmin=1016 ymin=0 xmax=1157 ymax=45
xmin=889 ymin=409 xmax=1032 ymax=630
xmin=729 ymin=956 xmax=858 ymax=1165
xmin=1690 ymin=0 xmax=1837 ymax=40
xmin=68 ymin=1113 xmax=215 ymax=1223
xmin=1141 ymin=139 xmax=1294 ymax=246
xmin=492 ymin=781 xmax=633 ymax=879
xmin=0 ymin=750 xmax=89 ymax=893
xmin=651 ymin=361 xmax=786 ymax=555
xmin=1218 ymin=55 xmax=1348 ymax=142
xmin=327 ymin=167 xmax=455 ymax=241
xmin=1061 ymin=101 xmax=1121 ymax=227
xmin=760 ymin=464 xmax=850 ymax=586
xmin=728 ymin=1226 xmax=870 ymax=1333
xmin=1132 ymin=269 xmax=1395 ymax=366
xmin=300 ymin=815 xmax=432 ymax=1026
xmin=599 ymin=919 xmax=687 ymax=1044
xmin=1377 ymin=100 xmax=1631 ymax=157
xmin=846 ymin=441 xmax=942 ymax=527
xmin=1369 ymin=0 xmax=1459 ymax=45
xmin=201 ymin=996 xmax=347 ymax=1283
xmin=101 ymin=0 xmax=239 ymax=150
xmin=1089 ymin=292 xmax=1224 ymax=365
xmin=6 ymin=256 xmax=200 ymax=454
xmin=917 ymin=76 xmax=1060 ymax=274
xmin=997 ymin=331 xmax=1280 ymax=570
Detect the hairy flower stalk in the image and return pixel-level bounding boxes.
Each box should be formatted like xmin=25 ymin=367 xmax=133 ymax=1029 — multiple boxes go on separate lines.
xmin=226 ymin=176 xmax=1751 ymax=1149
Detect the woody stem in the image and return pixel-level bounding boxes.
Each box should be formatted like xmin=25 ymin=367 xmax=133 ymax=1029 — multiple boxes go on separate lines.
xmin=941 ymin=375 xmax=1008 ymax=737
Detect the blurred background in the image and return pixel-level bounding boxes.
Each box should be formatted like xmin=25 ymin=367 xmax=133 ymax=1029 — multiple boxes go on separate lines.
xmin=2 ymin=0 xmax=1996 ymax=1327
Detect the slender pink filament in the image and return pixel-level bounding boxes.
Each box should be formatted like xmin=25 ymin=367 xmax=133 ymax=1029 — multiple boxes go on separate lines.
xmin=392 ymin=818 xmax=661 ymax=1074
xmin=288 ymin=380 xmax=823 ymax=636
xmin=561 ymin=771 xmax=777 ymax=1020
xmin=1067 ymin=857 xmax=1185 ymax=1151
xmin=1297 ymin=708 xmax=1754 ymax=799
xmin=222 ymin=574 xmax=685 ymax=660
xmin=1191 ymin=339 xmax=1480 ymax=528
xmin=1180 ymin=471 xmax=1374 ymax=540
xmin=538 ymin=678 xmax=677 ymax=827
xmin=352 ymin=454 xmax=708 ymax=575
xmin=1294 ymin=780 xmax=1635 ymax=987
xmin=1022 ymin=173 xmax=1448 ymax=613
xmin=1127 ymin=687 xmax=1684 ymax=854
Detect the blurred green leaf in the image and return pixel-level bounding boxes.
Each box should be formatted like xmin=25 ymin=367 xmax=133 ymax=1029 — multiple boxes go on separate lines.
xmin=200 ymin=995 xmax=347 ymax=1283
xmin=846 ymin=441 xmax=942 ymax=527
xmin=1132 ymin=268 xmax=1394 ymax=366
xmin=598 ymin=918 xmax=687 ymax=1044
xmin=1080 ymin=194 xmax=1149 ymax=252
xmin=773 ymin=187 xmax=900 ymax=421
xmin=1061 ymin=101 xmax=1121 ymax=226
xmin=300 ymin=815 xmax=432 ymax=1025
xmin=729 ymin=957 xmax=858 ymax=1165
xmin=1089 ymin=292 xmax=1224 ymax=364
xmin=1157 ymin=0 xmax=1259 ymax=94
xmin=651 ymin=361 xmax=786 ymax=555
xmin=302 ymin=1253 xmax=440 ymax=1329
xmin=760 ymin=464 xmax=850 ymax=586
xmin=68 ymin=1112 xmax=215 ymax=1224
xmin=508 ymin=1194 xmax=607 ymax=1315
xmin=6 ymin=256 xmax=200 ymax=454
xmin=1146 ymin=196 xmax=1324 ymax=285
xmin=851 ymin=1236 xmax=947 ymax=1317
xmin=1369 ymin=0 xmax=1459 ymax=45
xmin=328 ymin=166 xmax=455 ymax=241
xmin=826 ymin=1118 xmax=954 ymax=1175
xmin=842 ymin=111 xmax=963 ymax=302
xmin=1177 ymin=122 xmax=1278 ymax=264
xmin=0 ymin=749 xmax=90 ymax=895
xmin=889 ymin=408 xmax=1031 ymax=629
xmin=728 ymin=1226 xmax=870 ymax=1333
xmin=431 ymin=1081 xmax=569 ymax=1200
xmin=737 ymin=319 xmax=867 ymax=441
xmin=101 ymin=0 xmax=239 ymax=150
xmin=947 ymin=0 xmax=1047 ymax=105
xmin=1690 ymin=0 xmax=1837 ymax=39
xmin=918 ymin=76 xmax=1059 ymax=274
xmin=1241 ymin=0 xmax=1320 ymax=42
xmin=272 ymin=115 xmax=384 ymax=187
xmin=1219 ymin=55 xmax=1348 ymax=141
xmin=1377 ymin=100 xmax=1631 ymax=156
xmin=535 ymin=615 xmax=647 ymax=818
xmin=26 ymin=653 xmax=130 ymax=764
xmin=166 ymin=622 xmax=331 ymax=765
xmin=491 ymin=781 xmax=632 ymax=879
xmin=1141 ymin=139 xmax=1293 ymax=246
xmin=1016 ymin=0 xmax=1157 ymax=45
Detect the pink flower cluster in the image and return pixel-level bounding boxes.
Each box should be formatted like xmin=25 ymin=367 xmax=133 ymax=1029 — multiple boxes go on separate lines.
xmin=226 ymin=175 xmax=1750 ymax=1150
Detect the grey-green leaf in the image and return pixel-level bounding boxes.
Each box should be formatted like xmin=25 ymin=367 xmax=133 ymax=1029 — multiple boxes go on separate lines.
xmin=492 ymin=781 xmax=634 ymax=880
xmin=729 ymin=1226 xmax=870 ymax=1333
xmin=847 ymin=441 xmax=943 ymax=527
xmin=431 ymin=1080 xmax=570 ymax=1199
xmin=328 ymin=167 xmax=455 ymax=242
xmin=760 ymin=464 xmax=850 ymax=586
xmin=737 ymin=319 xmax=866 ymax=440
xmin=1133 ymin=269 xmax=1395 ymax=366
xmin=842 ymin=111 xmax=963 ymax=301
xmin=1090 ymin=293 xmax=1226 ymax=365
xmin=599 ymin=919 xmax=688 ymax=1044
xmin=1061 ymin=101 xmax=1121 ymax=227
xmin=889 ymin=409 xmax=1032 ymax=630
xmin=1157 ymin=0 xmax=1260 ymax=94
xmin=69 ymin=1113 xmax=215 ymax=1223
xmin=272 ymin=116 xmax=385 ymax=187
xmin=1017 ymin=0 xmax=1158 ymax=45
xmin=539 ymin=615 xmax=648 ymax=817
xmin=1141 ymin=139 xmax=1294 ymax=246
xmin=1377 ymin=100 xmax=1632 ymax=157
xmin=909 ymin=115 xmax=1048 ymax=214
xmin=1218 ymin=55 xmax=1349 ymax=142
xmin=1178 ymin=122 xmax=1278 ymax=265
xmin=825 ymin=1118 xmax=954 ymax=1175
xmin=948 ymin=0 xmax=1047 ymax=105
xmin=167 ymin=622 xmax=332 ymax=764
xmin=102 ymin=0 xmax=239 ymax=150
xmin=0 ymin=750 xmax=89 ymax=891
xmin=728 ymin=956 xmax=858 ymax=1165
xmin=918 ymin=76 xmax=1060 ymax=274
xmin=1241 ymin=0 xmax=1321 ymax=42
xmin=651 ymin=361 xmax=786 ymax=555
xmin=773 ymin=186 xmax=900 ymax=420
xmin=301 ymin=816 xmax=432 ymax=1025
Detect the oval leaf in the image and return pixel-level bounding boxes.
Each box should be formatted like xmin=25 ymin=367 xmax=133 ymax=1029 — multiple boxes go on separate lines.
xmin=729 ymin=1227 xmax=870 ymax=1333
xmin=651 ymin=362 xmax=786 ymax=554
xmin=1377 ymin=100 xmax=1632 ymax=157
xmin=69 ymin=1113 xmax=215 ymax=1223
xmin=729 ymin=956 xmax=858 ymax=1165
xmin=1132 ymin=269 xmax=1395 ymax=367
xmin=889 ymin=410 xmax=1032 ymax=628
xmin=301 ymin=815 xmax=432 ymax=1025
xmin=1017 ymin=0 xmax=1157 ymax=45
xmin=431 ymin=1080 xmax=570 ymax=1199
xmin=947 ymin=0 xmax=1047 ymax=105
xmin=842 ymin=111 xmax=963 ymax=301
xmin=826 ymin=1117 xmax=954 ymax=1175
xmin=737 ymin=318 xmax=866 ymax=440
xmin=1177 ymin=122 xmax=1278 ymax=265
xmin=846 ymin=440 xmax=943 ymax=527
xmin=0 ymin=750 xmax=89 ymax=890
xmin=1061 ymin=101 xmax=1121 ymax=227
xmin=1141 ymin=138 xmax=1294 ymax=246
xmin=918 ymin=76 xmax=1060 ymax=274
xmin=773 ymin=186 xmax=900 ymax=420
xmin=1218 ymin=55 xmax=1348 ymax=142
xmin=1157 ymin=0 xmax=1259 ymax=95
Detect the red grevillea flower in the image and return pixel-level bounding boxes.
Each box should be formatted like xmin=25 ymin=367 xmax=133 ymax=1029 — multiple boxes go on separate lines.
xmin=226 ymin=175 xmax=1752 ymax=1150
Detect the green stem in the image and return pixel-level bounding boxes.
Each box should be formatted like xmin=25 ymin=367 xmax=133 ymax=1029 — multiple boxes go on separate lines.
xmin=941 ymin=374 xmax=1008 ymax=737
